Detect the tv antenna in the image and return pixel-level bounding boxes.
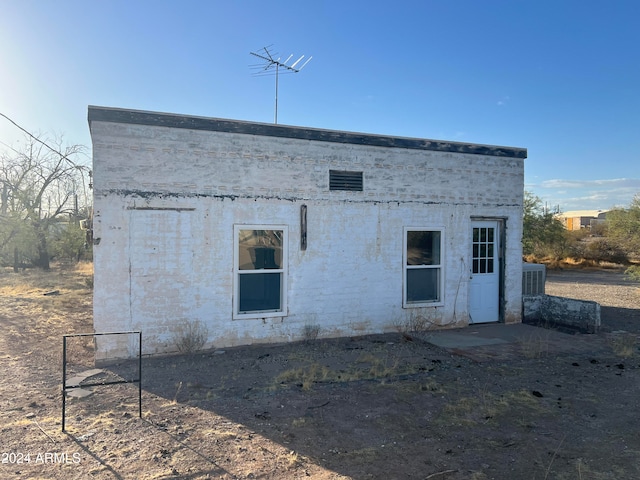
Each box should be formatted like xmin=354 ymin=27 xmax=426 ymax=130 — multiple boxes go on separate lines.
xmin=250 ymin=45 xmax=312 ymax=124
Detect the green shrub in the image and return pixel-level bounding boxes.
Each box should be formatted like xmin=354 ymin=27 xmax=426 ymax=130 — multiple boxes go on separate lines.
xmin=584 ymin=238 xmax=628 ymax=264
xmin=625 ymin=265 xmax=640 ymax=282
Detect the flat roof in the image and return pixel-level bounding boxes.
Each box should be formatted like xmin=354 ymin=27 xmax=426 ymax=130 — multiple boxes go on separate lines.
xmin=88 ymin=106 xmax=527 ymax=159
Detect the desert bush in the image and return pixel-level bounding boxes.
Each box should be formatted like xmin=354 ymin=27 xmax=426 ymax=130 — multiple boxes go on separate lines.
xmin=171 ymin=320 xmax=209 ymax=354
xmin=609 ymin=333 xmax=637 ymax=357
xmin=625 ymin=265 xmax=640 ymax=282
xmin=50 ymin=222 xmax=91 ymax=262
xmin=583 ymin=238 xmax=628 ymax=264
xmin=607 ymin=195 xmax=640 ymax=256
xmin=523 ymin=192 xmax=566 ymax=258
xmin=406 ymin=311 xmax=434 ymax=332
xmin=301 ymin=324 xmax=321 ymax=342
xmin=393 ymin=310 xmax=437 ymax=339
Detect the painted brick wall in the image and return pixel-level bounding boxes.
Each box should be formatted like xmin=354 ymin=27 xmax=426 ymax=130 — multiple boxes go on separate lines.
xmin=93 ymin=122 xmax=523 ymax=206
xmin=91 ymin=115 xmax=525 ymax=359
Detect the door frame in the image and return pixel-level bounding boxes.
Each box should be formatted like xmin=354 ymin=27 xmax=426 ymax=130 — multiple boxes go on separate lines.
xmin=469 ymin=217 xmax=506 ymax=324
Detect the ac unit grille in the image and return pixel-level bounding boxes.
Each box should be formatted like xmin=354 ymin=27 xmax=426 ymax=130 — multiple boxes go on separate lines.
xmin=522 ymin=263 xmax=546 ymax=295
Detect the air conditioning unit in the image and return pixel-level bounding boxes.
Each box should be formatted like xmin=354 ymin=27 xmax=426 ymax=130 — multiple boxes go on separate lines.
xmin=522 ymin=263 xmax=546 ymax=295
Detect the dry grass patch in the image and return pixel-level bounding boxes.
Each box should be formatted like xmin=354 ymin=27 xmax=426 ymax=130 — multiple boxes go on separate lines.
xmin=291 ymin=417 xmax=309 ymax=428
xmin=609 ymin=333 xmax=638 ymax=357
xmin=275 ymin=363 xmax=331 ymax=390
xmin=417 ymin=378 xmax=447 ymax=394
xmin=438 ymin=388 xmax=551 ymax=427
xmin=202 ymin=428 xmax=238 ymax=441
xmin=275 ymin=353 xmax=422 ymax=390
xmin=0 ymin=263 xmax=93 ymax=336
xmin=518 ymin=332 xmax=551 ymax=358
xmin=341 ymin=446 xmax=379 ymax=462
xmin=524 ymin=255 xmax=626 ymax=271
xmin=0 ymin=262 xmax=93 ymax=292
xmin=286 ymin=451 xmax=303 ymax=470
xmin=2 ymin=418 xmax=33 ymax=429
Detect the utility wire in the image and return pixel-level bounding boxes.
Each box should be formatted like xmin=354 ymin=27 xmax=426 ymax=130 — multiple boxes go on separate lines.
xmin=0 ymin=111 xmax=87 ymax=171
xmin=0 ymin=112 xmax=93 ymax=210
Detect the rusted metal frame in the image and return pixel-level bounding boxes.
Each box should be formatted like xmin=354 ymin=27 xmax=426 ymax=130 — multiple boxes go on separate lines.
xmin=62 ymin=331 xmax=142 ymax=432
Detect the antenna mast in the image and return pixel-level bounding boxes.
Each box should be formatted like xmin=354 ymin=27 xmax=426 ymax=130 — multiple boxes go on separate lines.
xmin=250 ymin=45 xmax=312 ymax=124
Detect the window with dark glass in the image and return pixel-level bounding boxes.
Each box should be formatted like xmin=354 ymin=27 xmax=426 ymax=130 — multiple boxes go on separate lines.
xmin=235 ymin=227 xmax=287 ymax=317
xmin=472 ymin=226 xmax=495 ymax=274
xmin=404 ymin=229 xmax=443 ymax=305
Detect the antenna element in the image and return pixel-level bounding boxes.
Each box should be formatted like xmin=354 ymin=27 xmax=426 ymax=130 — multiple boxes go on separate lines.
xmin=250 ymin=45 xmax=312 ymax=124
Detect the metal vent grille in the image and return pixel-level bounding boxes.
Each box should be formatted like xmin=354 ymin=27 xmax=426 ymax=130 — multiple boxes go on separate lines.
xmin=329 ymin=170 xmax=363 ymax=191
xmin=522 ymin=263 xmax=546 ymax=295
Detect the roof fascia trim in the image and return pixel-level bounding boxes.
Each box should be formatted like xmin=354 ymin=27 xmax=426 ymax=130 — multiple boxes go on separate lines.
xmin=88 ymin=106 xmax=527 ymax=159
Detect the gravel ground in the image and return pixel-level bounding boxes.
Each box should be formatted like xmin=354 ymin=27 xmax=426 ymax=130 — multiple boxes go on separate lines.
xmin=545 ymin=268 xmax=640 ymax=333
xmin=2 ymin=266 xmax=640 ymax=479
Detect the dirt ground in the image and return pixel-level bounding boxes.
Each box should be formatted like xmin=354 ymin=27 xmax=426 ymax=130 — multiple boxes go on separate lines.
xmin=1 ymin=264 xmax=639 ymax=480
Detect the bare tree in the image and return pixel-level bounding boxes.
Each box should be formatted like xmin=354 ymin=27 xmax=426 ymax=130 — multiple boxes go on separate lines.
xmin=0 ymin=135 xmax=89 ymax=270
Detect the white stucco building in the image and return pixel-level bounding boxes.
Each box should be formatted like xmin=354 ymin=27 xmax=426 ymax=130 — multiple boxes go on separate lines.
xmin=89 ymin=106 xmax=527 ymax=359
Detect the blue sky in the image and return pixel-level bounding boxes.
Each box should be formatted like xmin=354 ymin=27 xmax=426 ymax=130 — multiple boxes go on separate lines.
xmin=1 ymin=0 xmax=638 ymax=212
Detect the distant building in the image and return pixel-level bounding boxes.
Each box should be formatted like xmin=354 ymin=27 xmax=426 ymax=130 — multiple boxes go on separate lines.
xmin=557 ymin=210 xmax=608 ymax=230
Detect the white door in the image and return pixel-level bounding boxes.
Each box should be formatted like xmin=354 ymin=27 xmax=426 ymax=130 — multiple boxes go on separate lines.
xmin=469 ymin=221 xmax=500 ymax=323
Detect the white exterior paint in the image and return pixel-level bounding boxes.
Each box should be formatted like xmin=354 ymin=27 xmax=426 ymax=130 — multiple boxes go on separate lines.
xmin=89 ymin=107 xmax=526 ymax=359
xmin=469 ymin=220 xmax=500 ymax=323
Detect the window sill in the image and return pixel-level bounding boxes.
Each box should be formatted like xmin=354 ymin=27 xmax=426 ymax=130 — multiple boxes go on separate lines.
xmin=403 ymin=301 xmax=444 ymax=309
xmin=233 ymin=311 xmax=287 ymax=320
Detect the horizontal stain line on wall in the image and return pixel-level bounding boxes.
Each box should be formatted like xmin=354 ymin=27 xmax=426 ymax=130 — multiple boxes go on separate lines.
xmin=126 ymin=207 xmax=196 ymax=211
xmin=97 ymin=190 xmax=521 ymax=208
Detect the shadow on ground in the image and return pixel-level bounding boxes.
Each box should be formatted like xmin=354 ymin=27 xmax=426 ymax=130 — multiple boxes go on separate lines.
xmin=64 ymin=326 xmax=640 ymax=480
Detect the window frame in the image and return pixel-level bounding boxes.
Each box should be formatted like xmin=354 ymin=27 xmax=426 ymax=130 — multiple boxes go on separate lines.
xmin=403 ymin=227 xmax=445 ymax=308
xmin=233 ymin=224 xmax=288 ymax=319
